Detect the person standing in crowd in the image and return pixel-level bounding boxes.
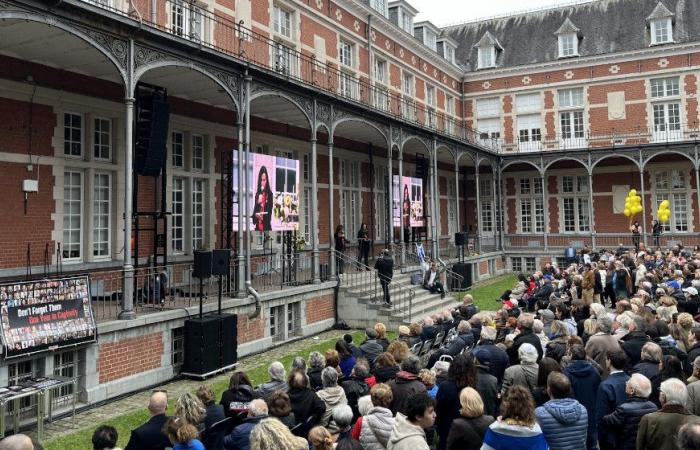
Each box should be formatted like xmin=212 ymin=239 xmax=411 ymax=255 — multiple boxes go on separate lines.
xmin=601 ymin=373 xmax=657 ymax=450
xmin=92 ymin=426 xmax=120 ymax=450
xmin=334 ymin=225 xmax=347 ymax=275
xmin=481 ymin=385 xmax=548 ymax=450
xmin=124 ymin=391 xmax=170 ymax=450
xmin=357 ymin=223 xmax=371 ymax=268
xmin=196 ymin=386 xmax=225 ymax=450
xmin=535 ymin=372 xmax=588 ymax=450
xmin=507 ymin=314 xmax=543 ymax=365
xmin=375 ymin=249 xmax=394 ymax=306
xmin=630 ymin=220 xmax=641 ymax=251
xmin=652 ymin=219 xmax=662 ymax=248
xmin=402 ymin=185 xmax=411 ymax=244
xmin=387 ymin=393 xmax=435 ymax=450
xmin=595 ymin=350 xmax=630 ymax=450
xmin=564 ymin=344 xmax=601 ymax=450
xmin=446 ymin=387 xmax=495 ymax=450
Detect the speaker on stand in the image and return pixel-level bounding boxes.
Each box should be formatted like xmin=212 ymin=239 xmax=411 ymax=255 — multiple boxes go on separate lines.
xmin=183 ymin=314 xmax=221 ymax=376
xmin=451 ymin=262 xmax=473 ymax=291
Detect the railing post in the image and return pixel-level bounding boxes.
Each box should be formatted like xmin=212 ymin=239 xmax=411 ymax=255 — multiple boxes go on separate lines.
xmin=454 ymin=161 xmax=460 ymax=233
xmin=310 ymin=133 xmax=320 ymax=284
xmin=588 ymin=170 xmax=596 ymax=250
xmin=431 ymin=140 xmax=439 ymax=259
xmin=328 ymin=139 xmax=336 ymax=278
xmin=119 ymin=96 xmax=135 ymax=320
xmin=398 ymin=151 xmax=406 ymax=267
xmin=475 ymin=167 xmax=482 ymax=254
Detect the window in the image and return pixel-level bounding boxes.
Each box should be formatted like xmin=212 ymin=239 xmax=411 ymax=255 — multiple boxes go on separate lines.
xmin=654 ymin=170 xmax=690 ymax=232
xmin=172 ymin=177 xmax=184 ymax=252
xmin=171 ymin=131 xmax=184 ymax=167
xmin=340 ymin=160 xmax=360 ymax=239
xmin=650 ymin=77 xmax=682 ymax=142
xmin=517 ymin=94 xmax=543 ymax=151
xmin=402 ymin=72 xmax=415 ymax=121
xmin=373 ymin=58 xmax=386 ymax=84
xmin=558 ymin=88 xmax=585 ymax=147
xmin=525 ymin=257 xmax=537 ymax=273
xmin=52 ymin=350 xmax=85 ymax=405
xmin=287 ymin=302 xmax=301 ymax=336
xmin=560 ymin=175 xmax=590 ymax=233
xmin=558 ymin=33 xmax=578 ymax=57
xmin=93 ymin=118 xmax=111 ymax=160
xmin=373 ymin=58 xmax=389 ymax=111
xmin=272 ymin=5 xmax=292 ymax=39
xmin=479 ymin=178 xmax=493 ymax=233
xmin=8 ymin=360 xmax=38 ymax=414
xmin=374 ymin=167 xmax=388 ymax=240
xmin=63 ymin=171 xmax=82 ymax=260
xmin=274 ymin=43 xmax=294 ymax=75
xmin=192 ymin=179 xmax=205 ymax=251
xmin=650 ymin=18 xmax=672 ymax=45
xmin=445 ymin=95 xmax=455 ymax=133
xmin=93 ymin=173 xmax=111 ymax=258
xmin=64 ymin=113 xmax=83 ymax=157
xmin=339 ymin=40 xmax=354 ymax=67
xmin=171 ymin=327 xmax=184 ymax=368
xmin=171 ymin=1 xmax=203 ymax=40
xmin=302 ymin=186 xmax=312 ymax=243
xmin=424 ymin=30 xmax=437 ymax=51
xmin=447 ymin=179 xmax=458 ymax=237
xmin=401 ymin=11 xmax=413 ymax=34
xmin=518 ymin=178 xmax=544 ymax=233
xmin=444 ymin=46 xmax=455 ymax=64
xmin=476 ymin=98 xmax=501 ymax=144
xmin=192 ymin=134 xmax=204 ymax=170
xmin=511 ymin=257 xmax=523 ymax=273
xmin=339 ymin=72 xmax=357 ymax=100
xmin=477 ymin=47 xmax=495 ymax=69
xmin=426 ymin=85 xmax=436 ymax=127
xmin=370 ymin=0 xmax=388 ymax=17
xmin=270 ymin=305 xmax=284 ymax=342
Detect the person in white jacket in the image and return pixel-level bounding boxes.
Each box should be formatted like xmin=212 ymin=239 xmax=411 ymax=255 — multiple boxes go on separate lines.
xmin=387 ymin=393 xmax=435 ymax=450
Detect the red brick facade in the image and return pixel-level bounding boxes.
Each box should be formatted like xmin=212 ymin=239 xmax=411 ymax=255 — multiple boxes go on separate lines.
xmin=305 ymin=294 xmax=335 ymax=324
xmin=98 ymin=332 xmax=164 ymax=383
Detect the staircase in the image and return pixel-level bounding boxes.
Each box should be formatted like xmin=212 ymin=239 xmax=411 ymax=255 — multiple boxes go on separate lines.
xmin=334 ymin=251 xmax=459 ymax=329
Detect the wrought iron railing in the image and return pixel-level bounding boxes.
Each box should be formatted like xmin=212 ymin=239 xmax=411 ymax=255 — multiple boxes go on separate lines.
xmin=504 ymin=232 xmax=695 ymax=251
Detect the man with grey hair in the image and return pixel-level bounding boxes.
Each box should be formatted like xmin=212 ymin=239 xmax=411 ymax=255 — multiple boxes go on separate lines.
xmin=387 ymin=355 xmax=426 ymax=416
xmin=318 ymin=366 xmax=348 ymax=432
xmin=473 ymin=325 xmax=509 ymax=384
xmin=224 ymin=398 xmax=268 ymax=450
xmin=332 ymin=404 xmax=354 ymax=440
xmin=677 ymin=422 xmax=700 ymax=450
xmin=638 ymin=378 xmax=700 ymax=450
xmin=586 ymin=316 xmax=622 ymax=378
xmin=633 ymin=342 xmax=662 ymax=405
xmin=621 ymin=315 xmax=650 ymax=367
xmin=507 ymin=312 xmax=543 ymax=364
xmin=532 ymin=318 xmax=549 ymax=354
xmin=254 ymin=361 xmax=288 ymax=399
xmin=602 ymin=373 xmax=657 ymax=450
xmin=501 ymin=343 xmax=539 ymax=396
xmin=0 ymin=435 xmax=33 ymax=450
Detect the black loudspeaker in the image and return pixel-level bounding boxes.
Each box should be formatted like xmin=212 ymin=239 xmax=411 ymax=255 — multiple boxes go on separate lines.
xmin=135 ymin=90 xmax=170 ymax=177
xmin=452 ymin=263 xmax=473 ymax=290
xmin=193 ymin=250 xmax=212 ymax=279
xmin=183 ymin=315 xmax=221 ymax=375
xmin=219 ymin=313 xmax=238 ymax=367
xmin=455 ymin=232 xmax=466 ymax=247
xmin=212 ymin=249 xmax=231 ymax=276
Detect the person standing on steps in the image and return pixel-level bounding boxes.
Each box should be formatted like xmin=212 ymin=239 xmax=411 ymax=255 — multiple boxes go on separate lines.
xmin=335 ymin=225 xmax=347 ymax=275
xmin=375 ymin=249 xmax=394 ymax=306
xmin=358 ymin=223 xmax=371 ymax=269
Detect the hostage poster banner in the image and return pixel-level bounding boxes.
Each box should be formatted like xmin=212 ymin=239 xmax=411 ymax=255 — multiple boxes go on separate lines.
xmin=392 ymin=175 xmax=424 ymax=228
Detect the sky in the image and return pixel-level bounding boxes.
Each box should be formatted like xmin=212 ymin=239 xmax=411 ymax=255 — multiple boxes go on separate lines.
xmin=409 ymin=0 xmax=594 ymax=27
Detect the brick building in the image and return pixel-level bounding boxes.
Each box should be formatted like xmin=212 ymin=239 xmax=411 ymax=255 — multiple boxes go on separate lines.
xmin=0 ymin=0 xmax=697 ymax=417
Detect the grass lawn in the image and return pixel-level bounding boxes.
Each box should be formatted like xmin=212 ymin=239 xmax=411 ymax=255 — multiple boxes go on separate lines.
xmin=45 ymin=330 xmax=367 ymax=450
xmin=454 ymin=274 xmax=518 ymax=312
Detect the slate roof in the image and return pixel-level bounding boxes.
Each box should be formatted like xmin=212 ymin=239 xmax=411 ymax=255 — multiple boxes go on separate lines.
xmin=443 ymin=0 xmax=700 ymax=72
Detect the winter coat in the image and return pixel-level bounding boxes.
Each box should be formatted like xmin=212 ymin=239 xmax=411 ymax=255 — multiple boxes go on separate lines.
xmin=595 ymin=371 xmax=629 ymax=445
xmin=287 ymin=387 xmax=325 ymax=433
xmin=621 ymin=331 xmax=650 ymax=367
xmin=223 ymin=414 xmax=267 ymax=450
xmin=511 ymin=281 xmax=527 ymax=300
xmin=360 ymin=340 xmax=384 ymax=368
xmin=476 ymin=366 xmax=499 ymax=418
xmin=421 ymin=325 xmax=439 ymax=342
xmin=686 ymin=342 xmax=700 ymax=375
xmin=339 ymin=355 xmax=357 ymax=379
xmin=341 ymin=376 xmax=370 ymax=421
xmin=317 ymin=386 xmax=347 ymax=433
xmin=388 ymin=371 xmax=426 ymax=416
xmin=359 ymin=406 xmax=395 ymax=450
xmin=564 ymin=360 xmax=601 ymax=450
xmin=585 ymin=332 xmax=622 ymax=379
xmin=687 ymin=380 xmax=700 ymax=415
xmin=219 ymin=385 xmax=255 ymax=417
xmin=535 ymin=398 xmax=588 ymax=450
xmin=473 ymin=340 xmax=510 ymax=385
xmin=545 ymin=336 xmax=568 ymax=363
xmin=387 ymin=413 xmax=429 ymax=450
xmin=373 ymin=365 xmax=399 ymax=383
xmin=507 ymin=329 xmax=544 ymax=365
xmin=435 ymin=379 xmax=462 ymax=450
xmin=444 ymin=332 xmax=474 ymax=356
xmin=253 ymin=380 xmax=288 ymax=400
xmin=307 ymin=368 xmax=324 ymax=391
xmin=480 ymin=420 xmax=548 ymax=450
xmin=201 ymin=402 xmax=226 ymax=450
xmin=501 ymin=362 xmax=538 ymax=396
xmin=633 ymin=360 xmax=661 ymax=406
xmin=446 ymin=415 xmax=495 ymax=450
xmin=602 ymin=396 xmax=657 ymax=450
xmin=637 ymin=404 xmax=700 ymax=450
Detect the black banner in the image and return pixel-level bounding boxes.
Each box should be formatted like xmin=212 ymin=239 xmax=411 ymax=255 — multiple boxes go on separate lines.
xmin=0 ymin=276 xmax=97 ymax=358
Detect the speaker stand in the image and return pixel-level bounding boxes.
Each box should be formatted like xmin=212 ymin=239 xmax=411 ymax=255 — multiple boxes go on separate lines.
xmin=199 ymin=277 xmax=204 ymax=319
xmin=218 ymin=274 xmax=223 ymax=315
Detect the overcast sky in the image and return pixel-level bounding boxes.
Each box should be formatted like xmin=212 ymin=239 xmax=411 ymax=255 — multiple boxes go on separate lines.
xmin=409 ymin=0 xmax=592 ymax=27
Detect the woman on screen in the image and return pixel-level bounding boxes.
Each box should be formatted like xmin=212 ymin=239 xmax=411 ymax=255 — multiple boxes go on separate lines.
xmin=402 ymin=184 xmax=411 ymax=243
xmin=252 ymin=165 xmax=273 ymax=231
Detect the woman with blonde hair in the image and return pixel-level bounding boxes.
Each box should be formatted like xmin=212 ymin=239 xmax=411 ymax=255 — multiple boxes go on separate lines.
xmin=308 ymin=426 xmax=334 ymax=450
xmin=386 ymin=340 xmax=409 ymax=365
xmin=162 ymin=416 xmax=205 ymax=450
xmin=446 ymin=387 xmax=494 ymax=450
xmin=325 ymin=349 xmax=343 ymax=378
xmin=375 ymin=323 xmax=390 ymax=350
xmin=250 ymin=418 xmax=308 ymax=450
xmin=481 ymin=385 xmax=546 ymax=450
xmin=174 ymin=393 xmax=206 ymax=431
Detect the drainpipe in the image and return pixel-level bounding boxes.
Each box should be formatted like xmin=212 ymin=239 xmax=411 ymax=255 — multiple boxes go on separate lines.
xmin=246 ymin=280 xmax=261 ymax=319
xmin=150 ymin=0 xmax=156 ymax=23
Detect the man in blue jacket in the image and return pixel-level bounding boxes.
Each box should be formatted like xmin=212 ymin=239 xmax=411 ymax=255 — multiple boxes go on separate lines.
xmin=596 ymin=350 xmax=630 ymax=450
xmin=224 ymin=399 xmax=268 ymax=450
xmin=564 ymin=344 xmax=601 ymax=450
xmin=536 ymin=372 xmax=588 ymax=450
xmin=601 ymin=373 xmax=657 ymax=450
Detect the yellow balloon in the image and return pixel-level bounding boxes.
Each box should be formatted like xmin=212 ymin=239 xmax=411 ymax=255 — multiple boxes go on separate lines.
xmin=661 ymin=200 xmax=670 ymax=208
xmin=636 ymin=205 xmax=644 ymax=214
xmin=624 ymin=208 xmax=631 ymax=217
xmin=630 ymin=189 xmax=637 ymax=196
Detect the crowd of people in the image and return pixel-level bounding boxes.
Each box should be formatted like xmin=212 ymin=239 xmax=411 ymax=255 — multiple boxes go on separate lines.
xmin=8 ymin=243 xmax=700 ymax=450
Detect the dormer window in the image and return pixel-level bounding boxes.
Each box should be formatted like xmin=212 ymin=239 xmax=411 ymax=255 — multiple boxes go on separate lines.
xmin=647 ymin=2 xmax=674 ymax=45
xmin=425 ymin=30 xmax=437 ymax=51
xmin=474 ymin=31 xmax=501 ymax=70
xmin=445 ymin=46 xmax=455 ymax=64
xmin=650 ymin=18 xmax=673 ymax=44
xmin=370 ymin=0 xmax=388 ymax=18
xmin=555 ymin=18 xmax=580 ymax=58
xmin=558 ymin=33 xmax=578 ymax=57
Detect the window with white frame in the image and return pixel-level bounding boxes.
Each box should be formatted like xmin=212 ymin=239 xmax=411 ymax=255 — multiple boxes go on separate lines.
xmin=287 ymin=301 xmax=301 ymax=336
xmin=445 ymin=95 xmax=455 ymax=133
xmin=477 ymin=46 xmax=496 ymax=69
xmin=373 ymin=58 xmax=387 ymax=84
xmin=339 ymin=40 xmax=354 ymax=67
xmin=558 ymin=33 xmax=578 ymax=57
xmin=444 ymin=46 xmax=455 ymax=64
xmin=516 ymin=93 xmax=542 ymax=151
xmin=560 ymin=175 xmax=589 ymax=233
xmin=373 ymin=58 xmax=389 ymax=111
xmin=340 ymin=160 xmax=360 ymax=240
xmin=64 ymin=113 xmax=83 ymax=157
xmin=172 ymin=177 xmax=184 ymax=252
xmin=171 ymin=131 xmax=184 ymax=167
xmin=525 ymin=257 xmax=537 ymax=273
xmin=447 ymin=179 xmax=458 ymax=236
xmin=402 ymin=72 xmax=415 ymax=120
xmin=426 ymin=85 xmax=436 ymax=127
xmin=191 ymin=179 xmax=205 ymax=251
xmin=63 ymin=171 xmax=83 ymax=260
xmin=52 ymin=349 xmax=85 ymax=404
xmin=511 ymin=257 xmax=523 ymax=273
xmin=274 ymin=42 xmax=295 ymax=75
xmin=191 ymin=134 xmax=204 ymax=170
xmin=650 ymin=18 xmax=673 ymax=45
xmin=93 ymin=173 xmax=111 ymax=258
xmin=401 ymin=10 xmax=413 ymax=34
xmin=654 ymin=169 xmax=689 ymax=232
xmin=370 ymin=0 xmax=388 ymax=17
xmin=93 ymin=117 xmax=111 ymax=160
xmin=424 ymin=30 xmax=437 ymax=51
xmin=170 ymin=0 xmax=203 ymax=40
xmin=479 ymin=178 xmax=493 ymax=233
xmin=650 ymin=77 xmax=681 ymax=141
xmin=558 ymin=88 xmax=585 ymax=146
xmin=476 ymin=97 xmax=501 ymax=143
xmin=518 ymin=178 xmax=544 ymax=233
xmin=339 ymin=72 xmax=357 ymax=100
xmin=272 ymin=5 xmax=293 ymax=39
xmin=374 ymin=165 xmax=387 ymax=240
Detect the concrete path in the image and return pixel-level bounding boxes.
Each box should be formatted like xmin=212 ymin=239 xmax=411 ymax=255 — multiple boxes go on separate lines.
xmin=43 ymin=329 xmax=345 ymax=442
